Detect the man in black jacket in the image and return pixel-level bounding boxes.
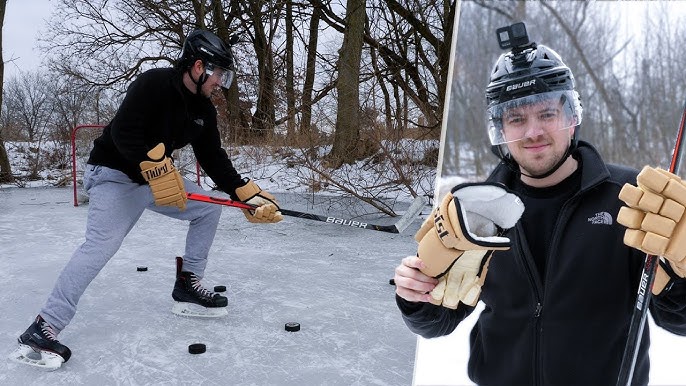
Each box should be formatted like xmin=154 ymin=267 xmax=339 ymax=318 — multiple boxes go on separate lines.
xmin=394 ymin=25 xmax=686 ymax=385
xmin=10 ymin=29 xmax=282 ymax=370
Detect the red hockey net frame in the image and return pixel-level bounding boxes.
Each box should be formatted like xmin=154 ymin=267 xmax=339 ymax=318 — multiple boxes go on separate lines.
xmin=71 ymin=124 xmax=202 ymax=206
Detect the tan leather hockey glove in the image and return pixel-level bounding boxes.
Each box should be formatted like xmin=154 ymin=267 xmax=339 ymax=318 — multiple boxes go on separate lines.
xmin=617 ymin=166 xmax=686 ymax=278
xmin=416 ymin=182 xmax=525 ymax=308
xmin=235 ymin=179 xmax=283 ymax=223
xmin=139 ymin=143 xmax=187 ymax=211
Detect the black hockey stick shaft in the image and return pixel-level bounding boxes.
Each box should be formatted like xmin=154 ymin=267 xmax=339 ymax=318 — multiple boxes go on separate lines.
xmin=187 ymin=192 xmax=402 ymax=233
xmin=616 ymin=99 xmax=686 ymax=386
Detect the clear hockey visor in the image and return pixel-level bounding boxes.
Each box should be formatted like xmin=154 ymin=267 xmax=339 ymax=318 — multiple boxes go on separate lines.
xmin=487 ymin=90 xmax=582 ymax=145
xmin=205 ymin=62 xmax=235 ymax=89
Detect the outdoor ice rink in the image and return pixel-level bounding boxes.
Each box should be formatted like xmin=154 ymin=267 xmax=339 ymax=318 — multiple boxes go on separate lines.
xmin=3 ymin=187 xmax=686 ymax=385
xmin=0 ymin=187 xmax=422 ymax=385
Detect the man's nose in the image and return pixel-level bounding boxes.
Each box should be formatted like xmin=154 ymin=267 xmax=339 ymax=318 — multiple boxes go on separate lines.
xmin=523 ymin=120 xmax=546 ymax=138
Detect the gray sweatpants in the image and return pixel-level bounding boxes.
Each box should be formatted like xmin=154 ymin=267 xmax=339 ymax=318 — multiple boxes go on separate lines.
xmin=40 ymin=165 xmax=222 ymax=333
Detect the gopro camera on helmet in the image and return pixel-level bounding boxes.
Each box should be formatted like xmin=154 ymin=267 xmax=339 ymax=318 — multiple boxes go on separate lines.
xmin=496 ymin=22 xmax=530 ymax=50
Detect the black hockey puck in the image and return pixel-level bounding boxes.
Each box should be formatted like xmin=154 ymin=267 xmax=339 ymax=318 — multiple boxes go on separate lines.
xmin=389 ymin=278 xmax=395 ymax=286
xmin=188 ymin=343 xmax=206 ymax=354
xmin=285 ymin=322 xmax=300 ymax=332
xmin=136 ymin=266 xmax=148 ymax=272
xmin=213 ymin=285 xmax=226 ymax=292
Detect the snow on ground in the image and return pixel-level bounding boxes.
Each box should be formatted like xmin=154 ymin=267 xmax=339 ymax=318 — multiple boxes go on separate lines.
xmin=0 ymin=186 xmax=427 ymax=385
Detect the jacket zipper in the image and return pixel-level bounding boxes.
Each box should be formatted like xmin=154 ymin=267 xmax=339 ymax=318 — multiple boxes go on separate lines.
xmin=515 ymin=228 xmax=544 ymax=386
xmin=536 ymin=195 xmax=579 ymax=386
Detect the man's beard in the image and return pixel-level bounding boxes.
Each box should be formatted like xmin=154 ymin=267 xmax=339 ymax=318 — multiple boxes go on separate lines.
xmin=520 ymin=153 xmax=565 ymax=177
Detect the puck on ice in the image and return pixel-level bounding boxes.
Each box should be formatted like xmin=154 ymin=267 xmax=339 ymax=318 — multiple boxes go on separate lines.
xmin=188 ymin=343 xmax=206 ymax=354
xmin=136 ymin=266 xmax=148 ymax=272
xmin=214 ymin=285 xmax=226 ymax=292
xmin=389 ymin=278 xmax=395 ymax=286
xmin=285 ymin=322 xmax=300 ymax=332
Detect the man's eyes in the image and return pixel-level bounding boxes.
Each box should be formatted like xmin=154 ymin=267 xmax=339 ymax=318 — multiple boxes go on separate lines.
xmin=505 ymin=111 xmax=558 ymax=124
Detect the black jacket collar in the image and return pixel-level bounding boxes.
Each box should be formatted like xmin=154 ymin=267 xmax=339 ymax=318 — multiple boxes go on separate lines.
xmin=487 ymin=140 xmax=610 ymax=193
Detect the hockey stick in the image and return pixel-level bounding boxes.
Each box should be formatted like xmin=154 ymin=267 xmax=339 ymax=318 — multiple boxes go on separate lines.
xmin=616 ymin=99 xmax=686 ymax=386
xmin=187 ymin=192 xmax=426 ymax=234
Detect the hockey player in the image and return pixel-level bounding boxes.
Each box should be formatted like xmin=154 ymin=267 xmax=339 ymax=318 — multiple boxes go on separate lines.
xmin=394 ymin=23 xmax=686 ymax=385
xmin=9 ymin=29 xmax=282 ymax=370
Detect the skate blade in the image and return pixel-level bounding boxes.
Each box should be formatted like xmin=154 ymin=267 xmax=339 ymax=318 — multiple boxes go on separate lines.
xmin=171 ymin=301 xmax=228 ymax=318
xmin=8 ymin=344 xmax=64 ymax=371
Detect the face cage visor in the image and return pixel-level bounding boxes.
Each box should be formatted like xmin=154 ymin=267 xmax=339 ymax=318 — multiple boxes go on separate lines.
xmin=487 ymin=90 xmax=582 ymax=146
xmin=205 ymin=62 xmax=235 ymax=89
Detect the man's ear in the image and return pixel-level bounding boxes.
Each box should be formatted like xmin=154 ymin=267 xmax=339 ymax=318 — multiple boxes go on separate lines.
xmin=192 ymin=59 xmax=204 ymax=74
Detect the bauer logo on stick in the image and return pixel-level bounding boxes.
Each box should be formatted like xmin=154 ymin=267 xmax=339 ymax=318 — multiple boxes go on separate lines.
xmin=326 ymin=217 xmax=368 ymax=228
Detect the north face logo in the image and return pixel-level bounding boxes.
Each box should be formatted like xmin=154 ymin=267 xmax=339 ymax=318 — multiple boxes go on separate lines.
xmin=588 ymin=211 xmax=613 ymax=225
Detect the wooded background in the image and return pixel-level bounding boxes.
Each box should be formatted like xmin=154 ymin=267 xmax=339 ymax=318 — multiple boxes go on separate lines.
xmin=441 ymin=1 xmax=686 ymax=179
xmin=2 ymin=1 xmax=685 ymax=198
xmin=0 ymin=0 xmax=456 ymax=188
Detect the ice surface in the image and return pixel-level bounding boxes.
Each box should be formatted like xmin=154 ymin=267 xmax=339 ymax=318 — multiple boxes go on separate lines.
xmin=5 ymin=186 xmax=681 ymax=385
xmin=0 ymin=187 xmax=425 ymax=385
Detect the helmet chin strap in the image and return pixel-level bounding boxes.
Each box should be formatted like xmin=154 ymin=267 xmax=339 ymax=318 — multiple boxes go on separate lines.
xmin=517 ymin=145 xmax=572 ymax=179
xmin=187 ymin=67 xmax=209 ymax=95
xmin=499 ymin=131 xmax=577 ymax=180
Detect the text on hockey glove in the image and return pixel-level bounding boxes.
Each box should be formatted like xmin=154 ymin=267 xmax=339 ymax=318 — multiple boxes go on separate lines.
xmin=139 ymin=143 xmax=187 ymax=211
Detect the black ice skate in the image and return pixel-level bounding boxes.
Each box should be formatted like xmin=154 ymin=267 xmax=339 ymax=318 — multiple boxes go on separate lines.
xmin=171 ymin=257 xmax=228 ymax=318
xmin=8 ymin=315 xmax=71 ymax=370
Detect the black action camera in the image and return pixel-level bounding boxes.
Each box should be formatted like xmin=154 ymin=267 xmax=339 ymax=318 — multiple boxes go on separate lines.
xmin=496 ymin=22 xmax=530 ymax=50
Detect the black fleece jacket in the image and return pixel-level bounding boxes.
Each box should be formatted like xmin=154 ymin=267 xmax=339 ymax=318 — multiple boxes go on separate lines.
xmin=87 ymin=67 xmax=245 ymax=198
xmin=397 ymin=141 xmax=686 ymax=386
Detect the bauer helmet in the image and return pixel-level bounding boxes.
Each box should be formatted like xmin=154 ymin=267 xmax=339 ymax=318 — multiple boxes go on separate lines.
xmin=178 ymin=29 xmax=236 ymax=90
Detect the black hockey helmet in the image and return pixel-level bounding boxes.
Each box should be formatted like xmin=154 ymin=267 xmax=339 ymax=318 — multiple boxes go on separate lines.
xmin=486 ymin=44 xmax=576 ymax=106
xmin=178 ymin=29 xmax=236 ymax=90
xmin=485 ymin=23 xmax=582 ymax=178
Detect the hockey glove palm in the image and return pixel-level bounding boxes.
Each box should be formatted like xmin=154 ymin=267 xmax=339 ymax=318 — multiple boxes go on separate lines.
xmin=416 ymin=183 xmax=524 ymax=308
xmin=139 ymin=143 xmax=187 ymax=211
xmin=429 ymin=250 xmax=494 ymax=308
xmin=617 ymin=166 xmax=686 ymax=277
xmin=235 ymin=179 xmax=283 ymax=223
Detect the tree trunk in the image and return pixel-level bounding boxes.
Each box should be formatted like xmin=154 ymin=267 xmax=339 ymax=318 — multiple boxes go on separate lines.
xmin=250 ymin=2 xmax=276 ymax=137
xmin=370 ymin=45 xmax=393 ymax=134
xmin=0 ymin=0 xmax=13 ymax=183
xmin=285 ymin=0 xmax=296 ymax=139
xmin=300 ymin=7 xmax=320 ymax=144
xmin=328 ymin=0 xmax=365 ymax=166
xmin=211 ymin=0 xmax=245 ymax=141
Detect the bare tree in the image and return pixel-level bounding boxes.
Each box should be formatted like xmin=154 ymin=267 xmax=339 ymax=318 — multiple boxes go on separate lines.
xmin=0 ymin=0 xmax=12 ymax=183
xmin=445 ymin=1 xmax=686 ymax=179
xmin=321 ymin=0 xmax=456 ymax=131
xmin=42 ymin=0 xmax=254 ymax=139
xmin=284 ymin=0 xmax=296 ymax=139
xmin=328 ymin=0 xmax=366 ymax=166
xmin=4 ymin=72 xmax=55 ymax=142
xmin=299 ymin=5 xmax=321 ymax=142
